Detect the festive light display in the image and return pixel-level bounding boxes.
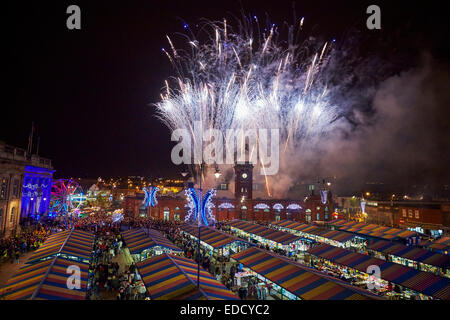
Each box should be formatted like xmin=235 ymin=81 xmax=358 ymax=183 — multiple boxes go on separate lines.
xmin=218 ymin=202 xmax=235 ymax=209
xmin=286 ymin=203 xmax=302 ymax=210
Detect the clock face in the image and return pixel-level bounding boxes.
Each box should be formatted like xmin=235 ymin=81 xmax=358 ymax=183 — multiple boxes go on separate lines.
xmin=242 ymin=173 xmax=248 ymax=179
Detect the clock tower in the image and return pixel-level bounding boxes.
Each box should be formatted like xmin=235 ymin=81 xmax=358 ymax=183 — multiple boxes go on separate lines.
xmin=234 ymin=161 xmax=254 ymax=200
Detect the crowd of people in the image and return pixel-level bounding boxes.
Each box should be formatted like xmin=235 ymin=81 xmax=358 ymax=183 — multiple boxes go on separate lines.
xmin=86 ymin=228 xmax=148 ymax=300
xmin=0 ymin=225 xmax=53 ymax=264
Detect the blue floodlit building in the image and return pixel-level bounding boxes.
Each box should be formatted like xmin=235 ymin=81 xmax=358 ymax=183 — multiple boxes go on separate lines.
xmin=20 ymin=165 xmax=54 ymax=222
xmin=0 ymin=140 xmax=54 ymax=235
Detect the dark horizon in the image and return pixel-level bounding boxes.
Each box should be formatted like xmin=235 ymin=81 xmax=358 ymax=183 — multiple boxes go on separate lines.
xmin=3 ymin=1 xmax=449 ymax=191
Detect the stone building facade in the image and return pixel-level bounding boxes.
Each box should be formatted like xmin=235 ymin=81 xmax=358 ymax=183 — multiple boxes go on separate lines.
xmin=0 ymin=141 xmax=54 ymax=236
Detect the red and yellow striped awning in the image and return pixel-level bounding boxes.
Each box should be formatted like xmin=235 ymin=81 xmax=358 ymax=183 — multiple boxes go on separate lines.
xmin=1 ymin=257 xmax=89 ymax=300
xmin=136 ymin=253 xmax=238 ymax=300
xmin=231 ymin=247 xmax=371 ymax=300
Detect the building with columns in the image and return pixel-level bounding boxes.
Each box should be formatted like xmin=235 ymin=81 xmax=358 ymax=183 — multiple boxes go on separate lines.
xmin=0 ymin=141 xmax=54 ymax=236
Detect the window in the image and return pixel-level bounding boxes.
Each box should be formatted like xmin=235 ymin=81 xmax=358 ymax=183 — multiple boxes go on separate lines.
xmin=407 ymin=210 xmax=412 ymax=218
xmin=317 ymin=213 xmax=320 ymax=220
xmin=414 ymin=210 xmax=419 ymax=219
xmin=10 ymin=207 xmax=16 ymax=223
xmin=253 ymin=184 xmax=259 ymax=190
xmin=402 ymin=209 xmax=406 ymax=217
xmin=324 ymin=213 xmax=328 ymax=220
xmin=163 ymin=208 xmax=170 ymax=221
xmin=220 ymin=184 xmax=228 ymax=190
xmin=0 ymin=178 xmax=8 ymax=200
xmin=12 ymin=180 xmax=19 ymax=198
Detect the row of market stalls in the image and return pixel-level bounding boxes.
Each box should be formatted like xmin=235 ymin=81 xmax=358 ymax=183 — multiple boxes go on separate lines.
xmin=328 ymin=219 xmax=419 ymax=243
xmin=272 ymin=219 xmax=450 ymax=279
xmin=270 ymin=220 xmax=365 ymax=249
xmin=0 ymin=229 xmax=94 ymax=300
xmin=226 ymin=220 xmax=306 ymax=254
xmin=306 ymin=243 xmax=450 ymax=300
xmin=230 ymin=247 xmax=379 ymax=300
xmin=367 ymin=240 xmax=450 ymax=278
xmin=421 ymin=236 xmax=450 ymax=255
xmin=135 ymin=253 xmax=239 ymax=300
xmin=179 ymin=224 xmax=252 ymax=258
xmin=121 ymin=228 xmax=182 ymax=262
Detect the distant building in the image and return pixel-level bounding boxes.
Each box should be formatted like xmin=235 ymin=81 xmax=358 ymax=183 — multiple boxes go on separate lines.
xmin=365 ymin=200 xmax=450 ymax=237
xmin=0 ymin=141 xmax=54 ymax=236
xmin=124 ymin=162 xmax=335 ymax=224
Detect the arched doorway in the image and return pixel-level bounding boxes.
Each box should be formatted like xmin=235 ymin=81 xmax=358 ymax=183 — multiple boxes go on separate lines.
xmin=163 ymin=207 xmax=170 ymax=221
xmin=174 ymin=207 xmax=181 ymax=221
xmin=305 ymin=209 xmax=312 ymax=223
xmin=241 ymin=206 xmax=247 ymax=220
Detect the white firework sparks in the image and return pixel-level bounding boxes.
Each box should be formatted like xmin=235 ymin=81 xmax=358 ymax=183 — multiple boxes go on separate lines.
xmin=155 ymin=14 xmax=352 ymax=196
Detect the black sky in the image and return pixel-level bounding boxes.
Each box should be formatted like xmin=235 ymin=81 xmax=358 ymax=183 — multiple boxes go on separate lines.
xmin=2 ymin=0 xmax=448 ymax=180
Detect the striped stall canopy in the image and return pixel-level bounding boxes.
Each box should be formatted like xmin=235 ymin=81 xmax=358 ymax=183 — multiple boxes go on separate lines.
xmin=32 ymin=257 xmax=89 ymax=300
xmin=272 ymin=220 xmax=356 ymax=244
xmin=1 ymin=257 xmax=89 ymax=300
xmin=368 ymin=240 xmax=450 ymax=270
xmin=26 ymin=229 xmax=94 ymax=264
xmin=231 ymin=247 xmax=371 ymax=300
xmin=337 ymin=222 xmax=418 ymax=241
xmin=1 ymin=259 xmax=54 ymax=300
xmin=307 ymin=243 xmax=450 ymax=300
xmin=423 ymin=237 xmax=450 ymax=254
xmin=180 ymin=224 xmax=242 ymax=249
xmin=271 ymin=220 xmax=304 ymax=229
xmin=316 ymin=230 xmax=357 ymax=244
xmin=122 ymin=228 xmax=181 ymax=255
xmin=136 ymin=253 xmax=238 ymax=300
xmin=227 ymin=220 xmax=301 ymax=246
xmin=328 ymin=219 xmax=348 ymax=227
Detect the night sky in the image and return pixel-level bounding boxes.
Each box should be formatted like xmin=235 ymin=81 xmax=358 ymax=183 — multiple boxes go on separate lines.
xmin=3 ymin=1 xmax=448 ymax=181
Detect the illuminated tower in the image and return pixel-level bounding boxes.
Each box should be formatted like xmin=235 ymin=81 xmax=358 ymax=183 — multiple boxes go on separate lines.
xmin=234 ymin=161 xmax=253 ymax=200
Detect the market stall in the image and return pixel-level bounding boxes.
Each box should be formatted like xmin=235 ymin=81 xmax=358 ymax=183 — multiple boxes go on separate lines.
xmin=136 ymin=253 xmax=239 ymax=300
xmin=24 ymin=229 xmax=95 ymax=265
xmin=121 ymin=228 xmax=182 ymax=262
xmin=230 ymin=247 xmax=373 ymax=300
xmin=271 ymin=220 xmax=364 ymax=249
xmin=227 ymin=220 xmax=302 ymax=255
xmin=1 ymin=256 xmax=89 ymax=300
xmin=180 ymin=224 xmax=251 ymax=258
xmin=368 ymin=240 xmax=450 ymax=278
xmin=307 ymin=243 xmax=450 ymax=300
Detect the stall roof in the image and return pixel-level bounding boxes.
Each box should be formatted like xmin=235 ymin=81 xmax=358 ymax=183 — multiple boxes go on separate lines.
xmin=25 ymin=229 xmax=94 ymax=264
xmin=307 ymin=243 xmax=450 ymax=300
xmin=422 ymin=237 xmax=450 ymax=254
xmin=328 ymin=219 xmax=348 ymax=227
xmin=228 ymin=220 xmax=301 ymax=245
xmin=368 ymin=240 xmax=450 ymax=270
xmin=136 ymin=253 xmax=238 ymax=300
xmin=180 ymin=224 xmax=244 ymax=249
xmin=1 ymin=257 xmax=89 ymax=300
xmin=336 ymin=222 xmax=418 ymax=241
xmin=272 ymin=220 xmax=357 ymax=244
xmin=122 ymin=228 xmax=181 ymax=255
xmin=231 ymin=247 xmax=372 ymax=300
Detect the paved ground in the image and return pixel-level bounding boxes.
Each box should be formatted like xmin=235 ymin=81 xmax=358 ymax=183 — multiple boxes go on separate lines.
xmin=0 ymin=251 xmax=35 ymax=288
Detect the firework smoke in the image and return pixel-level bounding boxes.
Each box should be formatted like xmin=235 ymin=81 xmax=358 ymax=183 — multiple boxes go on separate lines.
xmin=154 ymin=13 xmax=447 ymax=198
